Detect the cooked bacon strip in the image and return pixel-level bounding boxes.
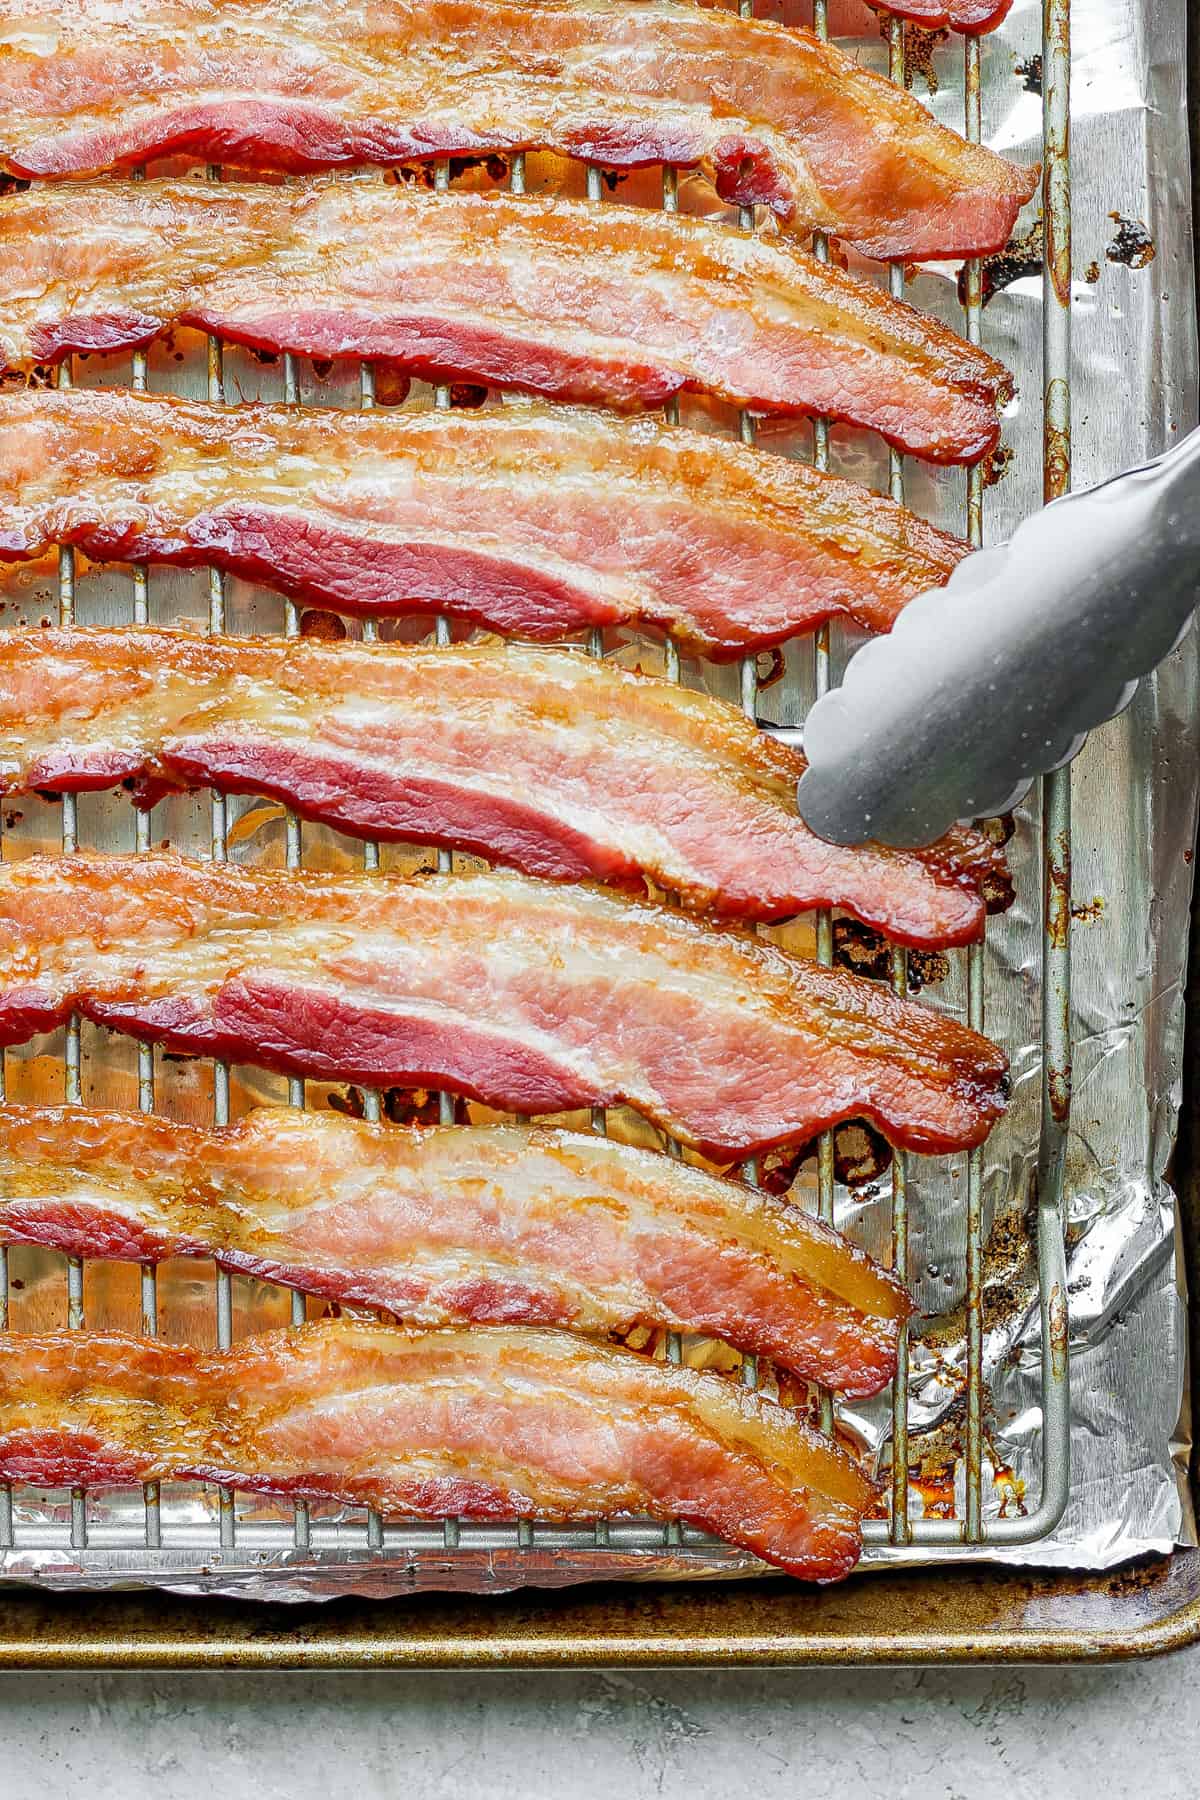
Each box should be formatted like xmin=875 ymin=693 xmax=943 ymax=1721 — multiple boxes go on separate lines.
xmin=0 ymin=627 xmax=1010 ymax=947
xmin=864 ymin=0 xmax=1011 ymax=29
xmin=0 ymin=853 xmax=1007 ymax=1159
xmin=0 ymin=389 xmax=972 ymax=655
xmin=0 ymin=0 xmax=1037 ymax=258
xmin=0 ymin=180 xmax=1014 ymax=464
xmin=0 ymin=1319 xmax=875 ymax=1578
xmin=0 ymin=1105 xmax=912 ymax=1396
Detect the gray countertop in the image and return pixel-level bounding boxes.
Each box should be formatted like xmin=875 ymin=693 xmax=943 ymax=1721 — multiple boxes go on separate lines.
xmin=6 ymin=1645 xmax=1198 ymax=1798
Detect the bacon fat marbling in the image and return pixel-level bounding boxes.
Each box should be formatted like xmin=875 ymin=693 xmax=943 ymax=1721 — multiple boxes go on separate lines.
xmin=0 ymin=1319 xmax=879 ymax=1578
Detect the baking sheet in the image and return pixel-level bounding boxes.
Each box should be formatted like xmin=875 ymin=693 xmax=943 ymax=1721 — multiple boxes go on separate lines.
xmin=0 ymin=0 xmax=1193 ymax=1594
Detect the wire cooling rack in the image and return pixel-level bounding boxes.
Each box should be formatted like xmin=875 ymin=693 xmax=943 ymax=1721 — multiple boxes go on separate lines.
xmin=0 ymin=0 xmax=1072 ymax=1594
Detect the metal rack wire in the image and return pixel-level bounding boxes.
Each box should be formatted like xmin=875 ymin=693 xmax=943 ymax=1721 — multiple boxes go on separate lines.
xmin=0 ymin=0 xmax=1073 ymax=1585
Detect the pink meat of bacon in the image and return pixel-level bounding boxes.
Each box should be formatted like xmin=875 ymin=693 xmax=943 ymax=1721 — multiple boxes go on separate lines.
xmin=0 ymin=179 xmax=1015 ymax=465
xmin=0 ymin=0 xmax=1037 ymax=258
xmin=0 ymin=389 xmax=973 ymax=657
xmin=0 ymin=1319 xmax=877 ymax=1579
xmin=870 ymin=0 xmax=1012 ymax=28
xmin=0 ymin=1105 xmax=912 ymax=1397
xmin=0 ymin=627 xmax=1011 ymax=948
xmin=0 ymin=852 xmax=1008 ymax=1160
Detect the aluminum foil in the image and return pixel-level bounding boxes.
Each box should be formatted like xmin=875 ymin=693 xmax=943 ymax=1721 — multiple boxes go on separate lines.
xmin=0 ymin=0 xmax=1193 ymax=1596
xmin=827 ymin=0 xmax=1200 ymax=1573
xmin=937 ymin=0 xmax=1198 ymax=1570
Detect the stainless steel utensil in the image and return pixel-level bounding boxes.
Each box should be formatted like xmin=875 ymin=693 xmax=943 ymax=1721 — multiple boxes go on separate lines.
xmin=796 ymin=426 xmax=1200 ymax=847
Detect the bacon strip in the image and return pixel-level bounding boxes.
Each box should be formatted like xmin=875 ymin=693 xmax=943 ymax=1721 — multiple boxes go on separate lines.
xmin=0 ymin=853 xmax=1007 ymax=1159
xmin=0 ymin=627 xmax=1010 ymax=948
xmin=867 ymin=0 xmax=1011 ymax=28
xmin=0 ymin=389 xmax=972 ymax=656
xmin=0 ymin=1104 xmax=912 ymax=1396
xmin=0 ymin=0 xmax=1037 ymax=258
xmin=0 ymin=1319 xmax=875 ymax=1578
xmin=0 ymin=180 xmax=1014 ymax=464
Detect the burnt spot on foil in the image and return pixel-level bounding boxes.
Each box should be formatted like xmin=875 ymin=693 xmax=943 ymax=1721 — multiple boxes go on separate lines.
xmin=1105 ymin=213 xmax=1156 ymax=270
xmin=958 ymin=218 xmax=1044 ymax=309
xmin=981 ymin=813 xmax=1016 ymax=850
xmin=919 ymin=1199 xmax=1037 ymax=1355
xmin=372 ymin=364 xmax=412 ymax=407
xmin=329 ymin=1085 xmax=459 ymax=1127
xmin=298 ymin=609 xmax=347 ymax=642
xmin=394 ymin=155 xmax=510 ymax=188
xmin=983 ymin=443 xmax=1015 ymax=487
xmin=759 ymin=1118 xmax=894 ymax=1196
xmin=1015 ymin=53 xmax=1043 ymax=95
xmin=830 ymin=1120 xmax=894 ymax=1189
xmin=754 ymin=645 xmax=786 ymax=692
xmin=877 ymin=21 xmax=948 ymax=96
xmin=909 ymin=28 xmax=948 ymax=95
xmin=833 ymin=919 xmax=949 ymax=993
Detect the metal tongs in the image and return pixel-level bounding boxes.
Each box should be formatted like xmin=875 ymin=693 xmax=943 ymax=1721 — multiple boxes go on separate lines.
xmin=795 ymin=426 xmax=1200 ymax=849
